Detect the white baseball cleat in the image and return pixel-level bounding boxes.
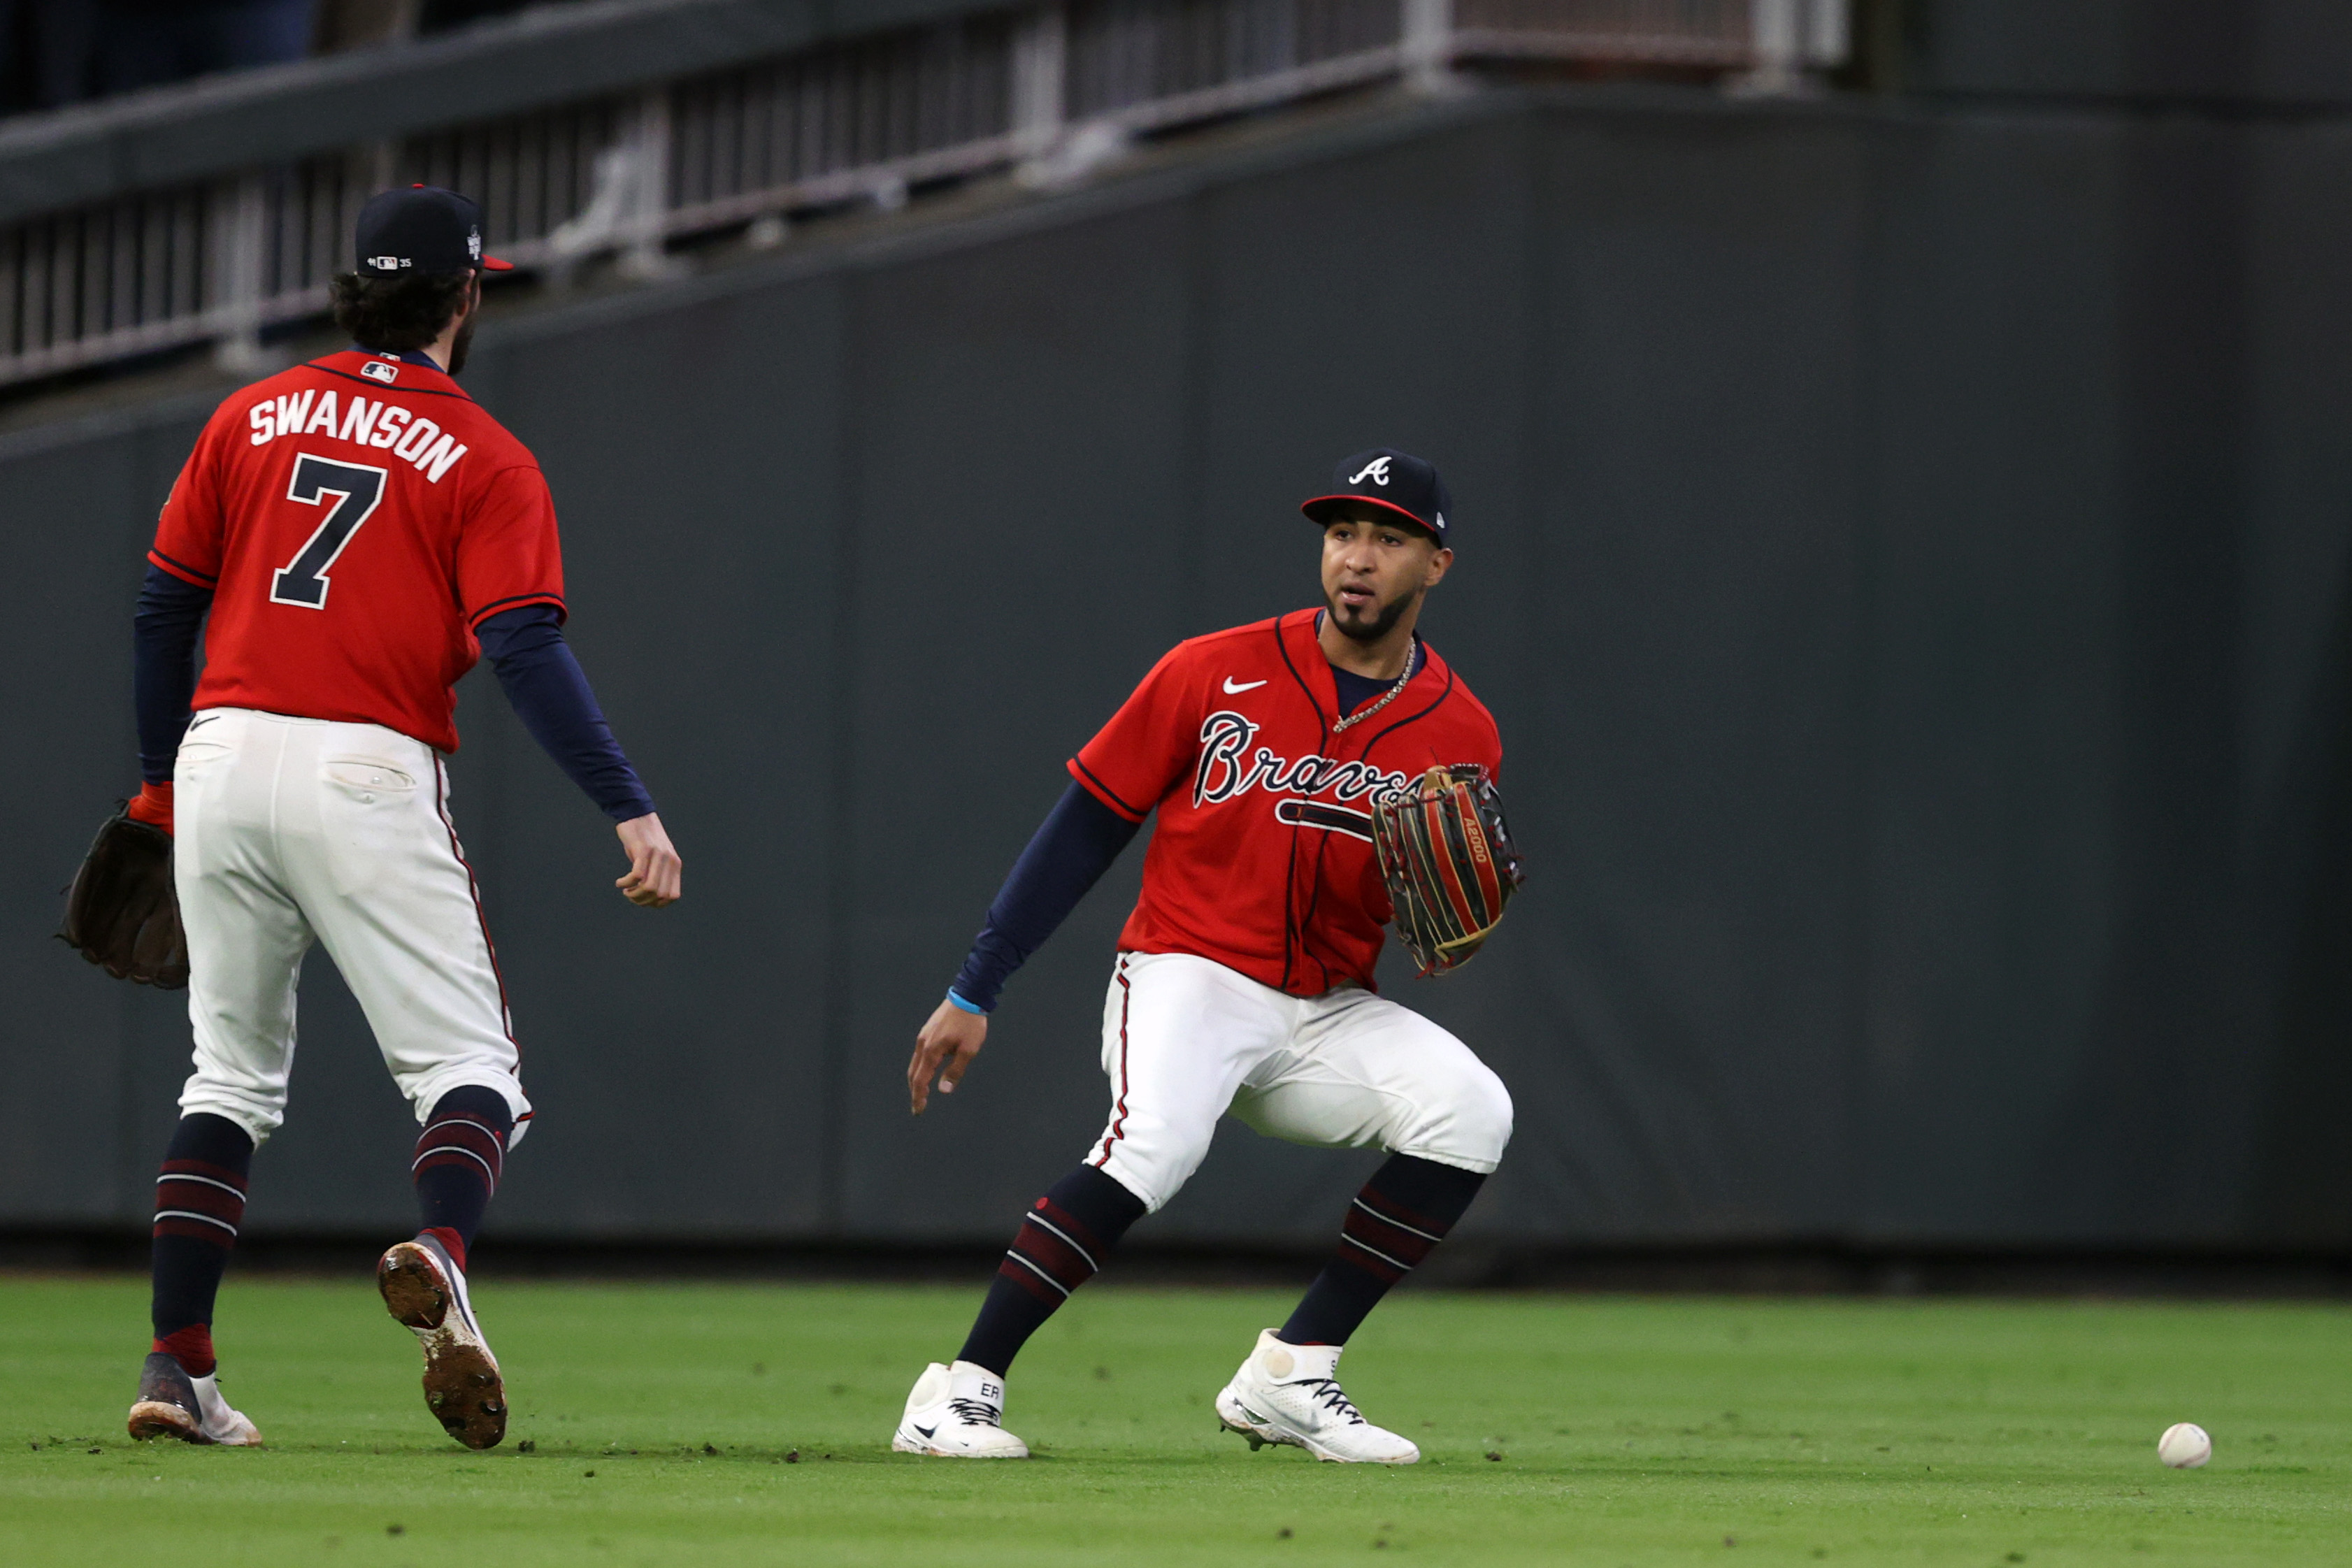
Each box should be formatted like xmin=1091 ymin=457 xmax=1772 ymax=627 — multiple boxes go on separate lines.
xmin=1215 ymin=1328 xmax=1420 ymax=1464
xmin=127 ymin=1352 xmax=263 ymax=1446
xmin=891 ymin=1360 xmax=1030 ymax=1458
xmin=378 ymin=1232 xmax=506 ymax=1449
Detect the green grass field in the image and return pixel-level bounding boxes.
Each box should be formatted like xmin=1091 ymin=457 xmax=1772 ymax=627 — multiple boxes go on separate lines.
xmin=1 ymin=1277 xmax=2346 ymax=1566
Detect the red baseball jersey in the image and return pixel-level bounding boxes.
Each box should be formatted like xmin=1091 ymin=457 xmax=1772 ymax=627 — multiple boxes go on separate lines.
xmin=148 ymin=350 xmax=564 ymax=754
xmin=1071 ymin=609 xmax=1503 ymax=996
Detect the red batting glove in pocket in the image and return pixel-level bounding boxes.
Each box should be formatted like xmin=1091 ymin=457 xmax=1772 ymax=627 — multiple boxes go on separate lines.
xmin=125 ymin=781 xmax=174 ymax=835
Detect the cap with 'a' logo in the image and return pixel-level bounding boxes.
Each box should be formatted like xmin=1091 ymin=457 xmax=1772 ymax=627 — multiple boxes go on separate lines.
xmin=354 ymin=185 xmax=515 ymax=278
xmin=1300 ymin=447 xmax=1452 ymax=545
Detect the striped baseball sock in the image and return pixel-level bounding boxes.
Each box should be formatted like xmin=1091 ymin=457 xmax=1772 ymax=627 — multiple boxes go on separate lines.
xmin=957 ymin=1165 xmax=1147 ymax=1376
xmin=411 ymin=1086 xmax=513 ymax=1272
xmin=149 ymin=1114 xmax=255 ymax=1377
xmin=1277 ymin=1153 xmax=1487 ymax=1347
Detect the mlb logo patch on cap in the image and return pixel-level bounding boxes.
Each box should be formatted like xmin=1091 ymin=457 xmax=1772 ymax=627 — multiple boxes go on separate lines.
xmin=1300 ymin=447 xmax=1453 ymax=544
xmin=354 ymin=185 xmax=515 ymax=278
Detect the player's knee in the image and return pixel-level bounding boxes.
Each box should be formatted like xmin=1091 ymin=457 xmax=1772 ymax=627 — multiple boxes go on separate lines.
xmin=408 ymin=1072 xmax=531 ymax=1146
xmin=1093 ymin=1123 xmax=1212 ymax=1215
xmin=1389 ymin=1061 xmax=1511 ymax=1170
xmin=1436 ymin=1063 xmax=1514 ymax=1169
xmin=176 ymin=1083 xmax=285 ymax=1147
xmin=1095 ymin=1151 xmax=1182 ymax=1214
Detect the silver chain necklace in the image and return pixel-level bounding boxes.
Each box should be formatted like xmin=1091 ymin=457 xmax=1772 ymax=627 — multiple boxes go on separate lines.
xmin=1331 ymin=640 xmax=1421 ymax=733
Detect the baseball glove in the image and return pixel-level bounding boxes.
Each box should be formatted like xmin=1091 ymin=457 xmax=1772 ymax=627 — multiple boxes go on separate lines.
xmin=1371 ymin=764 xmax=1526 ymax=977
xmin=59 ymin=807 xmax=189 ymax=988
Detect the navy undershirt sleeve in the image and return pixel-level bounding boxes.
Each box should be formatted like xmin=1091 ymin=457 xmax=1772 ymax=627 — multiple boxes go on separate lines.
xmin=949 ymin=781 xmax=1143 ymax=1013
xmin=135 ymin=563 xmax=213 ymax=784
xmin=475 ymin=605 xmax=657 ymax=823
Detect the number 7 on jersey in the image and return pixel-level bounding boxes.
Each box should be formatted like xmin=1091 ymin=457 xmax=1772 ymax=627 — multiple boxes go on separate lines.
xmin=271 ymin=453 xmax=387 ymax=609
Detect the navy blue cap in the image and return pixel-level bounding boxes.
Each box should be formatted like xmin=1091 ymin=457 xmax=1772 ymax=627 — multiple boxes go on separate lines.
xmin=1300 ymin=447 xmax=1452 ymax=545
xmin=355 ymin=185 xmax=512 ymax=277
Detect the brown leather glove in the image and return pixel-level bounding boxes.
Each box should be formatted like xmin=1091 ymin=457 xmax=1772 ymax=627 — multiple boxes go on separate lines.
xmin=1370 ymin=764 xmax=1526 ymax=977
xmin=59 ymin=804 xmax=189 ymax=988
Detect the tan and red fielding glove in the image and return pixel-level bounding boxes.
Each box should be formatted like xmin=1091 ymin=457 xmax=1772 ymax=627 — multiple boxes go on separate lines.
xmin=1370 ymin=764 xmax=1526 ymax=977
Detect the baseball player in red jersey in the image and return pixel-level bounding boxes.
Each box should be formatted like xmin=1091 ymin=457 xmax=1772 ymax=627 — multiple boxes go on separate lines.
xmin=123 ymin=187 xmax=680 ymax=1451
xmin=896 ymin=448 xmax=1512 ymax=1462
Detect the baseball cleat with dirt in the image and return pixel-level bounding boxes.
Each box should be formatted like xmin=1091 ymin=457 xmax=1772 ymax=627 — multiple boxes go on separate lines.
xmin=127 ymin=1351 xmax=262 ymax=1446
xmin=378 ymin=1232 xmax=506 ymax=1450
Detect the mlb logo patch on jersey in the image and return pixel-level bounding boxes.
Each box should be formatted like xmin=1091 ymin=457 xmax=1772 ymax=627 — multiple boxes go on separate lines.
xmin=361 ymin=360 xmax=400 ymax=384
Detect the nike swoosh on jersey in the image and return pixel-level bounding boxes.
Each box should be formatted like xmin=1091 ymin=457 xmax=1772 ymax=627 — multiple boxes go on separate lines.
xmin=1222 ymin=677 xmax=1268 ymax=693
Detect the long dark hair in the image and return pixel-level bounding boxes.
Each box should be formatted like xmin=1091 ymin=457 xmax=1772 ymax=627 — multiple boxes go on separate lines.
xmin=329 ymin=271 xmax=475 ymax=354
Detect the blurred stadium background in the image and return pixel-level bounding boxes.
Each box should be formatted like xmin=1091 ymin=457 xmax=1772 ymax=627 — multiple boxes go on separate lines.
xmin=1 ymin=0 xmax=2347 ymax=1290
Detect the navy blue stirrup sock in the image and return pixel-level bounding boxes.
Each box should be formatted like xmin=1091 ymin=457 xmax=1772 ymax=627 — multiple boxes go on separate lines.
xmin=149 ymin=1113 xmax=255 ymax=1375
xmin=412 ymin=1086 xmax=514 ymax=1271
xmin=958 ymin=1165 xmax=1147 ymax=1376
xmin=1277 ymin=1154 xmax=1486 ymax=1347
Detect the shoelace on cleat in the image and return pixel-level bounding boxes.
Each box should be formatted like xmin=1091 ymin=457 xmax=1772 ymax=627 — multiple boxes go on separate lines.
xmin=946 ymin=1397 xmax=1003 ymax=1427
xmin=1298 ymin=1379 xmax=1367 ymax=1425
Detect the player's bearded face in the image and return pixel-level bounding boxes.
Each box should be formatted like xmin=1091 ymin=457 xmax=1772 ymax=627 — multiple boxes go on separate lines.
xmin=1320 ymin=518 xmax=1443 ymax=642
xmin=446 ymin=277 xmax=482 ymax=376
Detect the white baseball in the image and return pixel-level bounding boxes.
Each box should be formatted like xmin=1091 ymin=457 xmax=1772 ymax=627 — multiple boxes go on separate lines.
xmin=2158 ymin=1423 xmax=2211 ymax=1469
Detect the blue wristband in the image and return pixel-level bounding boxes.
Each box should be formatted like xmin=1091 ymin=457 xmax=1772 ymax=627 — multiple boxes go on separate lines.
xmin=945 ymin=988 xmax=988 ymax=1016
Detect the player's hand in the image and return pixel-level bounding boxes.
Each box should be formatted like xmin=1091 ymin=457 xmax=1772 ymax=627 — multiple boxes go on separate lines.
xmin=614 ymin=813 xmax=682 ymax=907
xmin=909 ymin=998 xmax=987 ymax=1115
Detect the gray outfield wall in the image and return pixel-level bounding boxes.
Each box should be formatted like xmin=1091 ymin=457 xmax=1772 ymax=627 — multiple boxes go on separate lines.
xmin=5 ymin=85 xmax=2349 ymax=1251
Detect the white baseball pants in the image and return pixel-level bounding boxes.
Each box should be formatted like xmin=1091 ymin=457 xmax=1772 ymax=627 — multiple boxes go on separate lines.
xmin=171 ymin=707 xmax=530 ymax=1145
xmin=1087 ymin=951 xmax=1512 ymax=1212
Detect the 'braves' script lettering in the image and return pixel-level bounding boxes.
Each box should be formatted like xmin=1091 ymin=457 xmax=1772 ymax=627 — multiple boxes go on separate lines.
xmin=1193 ymin=710 xmax=1410 ymax=811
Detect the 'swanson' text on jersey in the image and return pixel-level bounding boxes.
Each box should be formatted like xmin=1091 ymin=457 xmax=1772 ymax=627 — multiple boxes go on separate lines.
xmin=246 ymin=388 xmax=468 ymax=482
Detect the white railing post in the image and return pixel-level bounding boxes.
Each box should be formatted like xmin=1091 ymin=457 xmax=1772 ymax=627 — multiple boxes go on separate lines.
xmin=1012 ymin=3 xmax=1068 ymax=161
xmin=621 ymin=85 xmax=674 ymax=280
xmin=548 ymin=85 xmax=681 ymax=281
xmin=209 ymin=173 xmax=268 ymax=373
xmin=367 ymin=138 xmax=398 ymax=196
xmin=1735 ymin=0 xmax=1847 ymax=94
xmin=1014 ymin=1 xmax=1131 ymax=192
xmin=1401 ymin=0 xmax=1454 ymax=96
xmin=1806 ymin=0 xmax=1852 ymax=69
xmin=1730 ymin=0 xmax=1816 ymax=96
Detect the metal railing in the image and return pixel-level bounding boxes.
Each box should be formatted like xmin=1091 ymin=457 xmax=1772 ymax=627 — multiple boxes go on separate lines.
xmin=0 ymin=0 xmax=1844 ymax=389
